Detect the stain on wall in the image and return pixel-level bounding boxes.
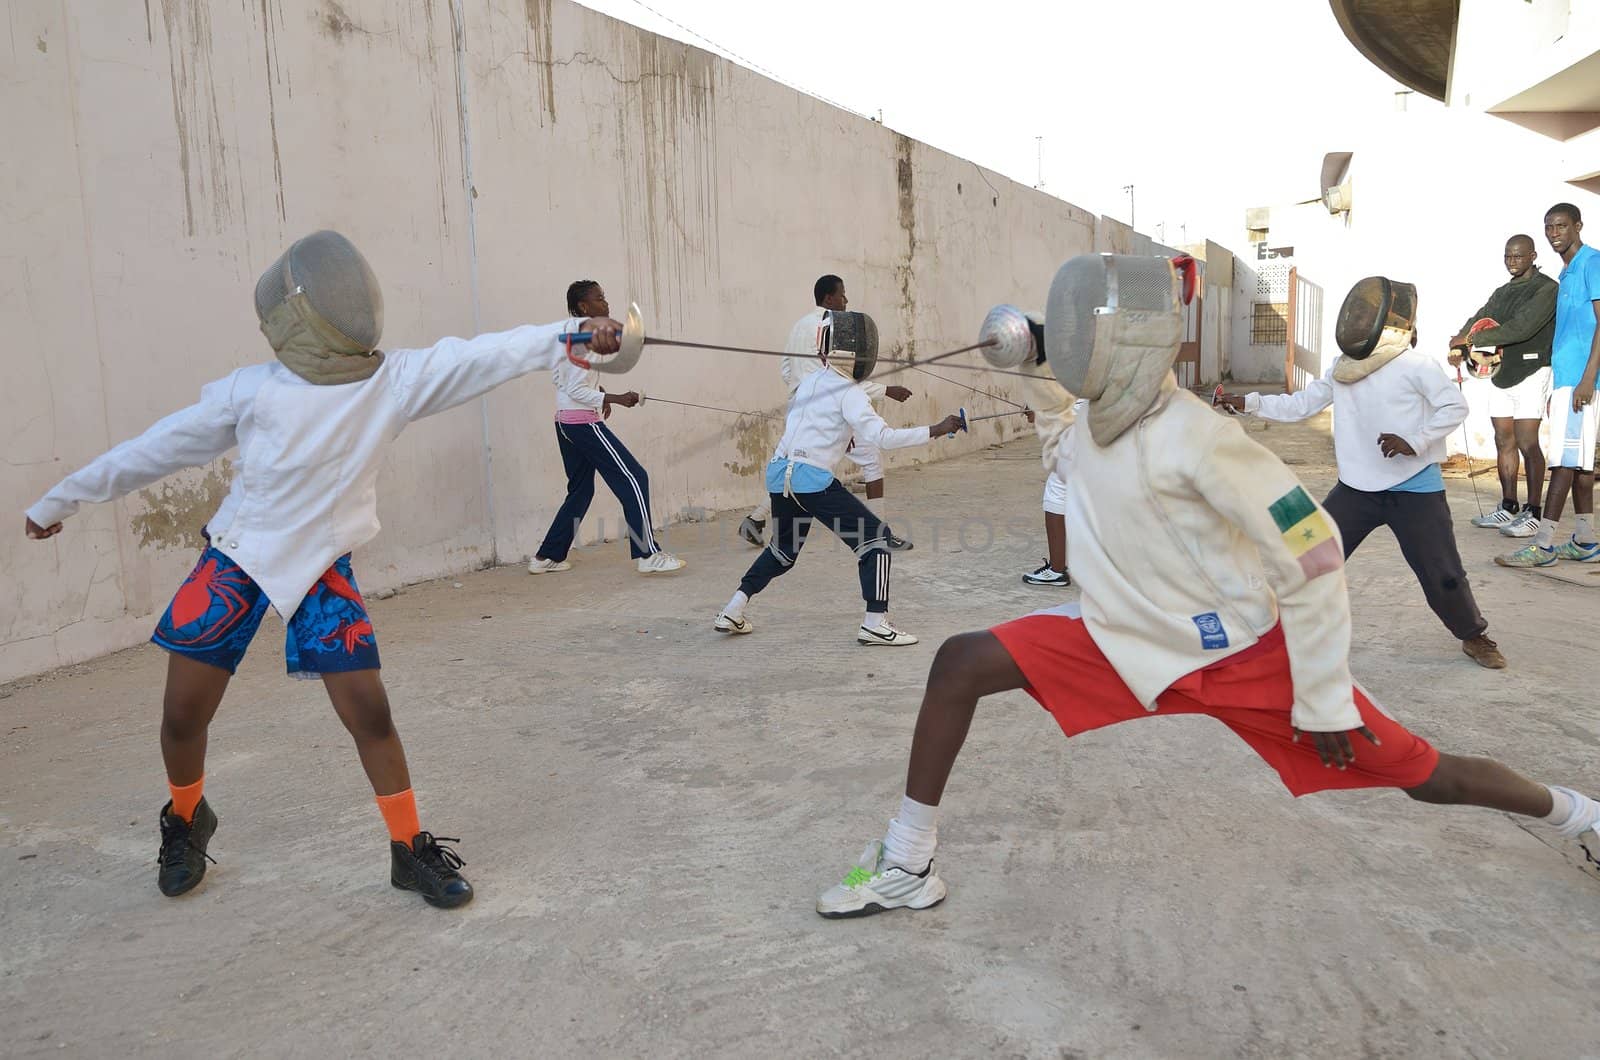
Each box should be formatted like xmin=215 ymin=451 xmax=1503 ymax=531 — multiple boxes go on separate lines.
xmin=524 ymin=0 xmax=558 ymax=123
xmin=129 ymin=460 xmax=233 ymax=552
xmin=895 ymin=134 xmax=917 ymax=362
xmin=159 ymin=0 xmax=234 ymax=237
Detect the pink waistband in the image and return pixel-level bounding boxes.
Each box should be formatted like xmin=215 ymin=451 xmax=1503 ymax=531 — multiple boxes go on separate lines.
xmin=556 ymin=409 xmax=602 ymax=424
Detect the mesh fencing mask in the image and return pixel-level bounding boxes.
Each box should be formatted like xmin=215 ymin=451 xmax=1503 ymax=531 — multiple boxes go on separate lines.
xmin=979 ymin=304 xmax=1041 ymax=369
xmin=823 ymin=310 xmax=880 ymax=381
xmin=1044 ymin=253 xmax=1192 ymax=445
xmin=1331 ymin=275 xmax=1416 ymax=382
xmin=255 ymin=230 xmax=385 ymax=385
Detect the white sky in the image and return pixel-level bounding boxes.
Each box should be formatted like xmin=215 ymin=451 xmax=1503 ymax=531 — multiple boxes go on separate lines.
xmin=573 ymin=0 xmax=1431 ymax=248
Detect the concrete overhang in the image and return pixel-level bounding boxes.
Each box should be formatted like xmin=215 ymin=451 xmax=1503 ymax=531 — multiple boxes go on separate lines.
xmin=1328 ymin=0 xmax=1458 ymax=101
xmin=1488 ymin=48 xmax=1600 ymax=140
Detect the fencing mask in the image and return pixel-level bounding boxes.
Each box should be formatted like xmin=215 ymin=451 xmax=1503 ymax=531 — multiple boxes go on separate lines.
xmin=255 ymin=230 xmax=385 ymax=385
xmin=1331 ymin=275 xmax=1416 ymax=383
xmin=823 ymin=310 xmax=880 ymax=381
xmin=979 ymin=304 xmax=1043 ymax=369
xmin=1044 ymin=253 xmax=1195 ymax=445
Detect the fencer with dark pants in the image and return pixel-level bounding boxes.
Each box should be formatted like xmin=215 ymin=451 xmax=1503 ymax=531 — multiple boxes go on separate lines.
xmin=1321 ymin=483 xmax=1487 ymax=640
xmin=738 ymin=483 xmax=891 ymax=611
xmin=537 ymin=420 xmax=659 ymax=561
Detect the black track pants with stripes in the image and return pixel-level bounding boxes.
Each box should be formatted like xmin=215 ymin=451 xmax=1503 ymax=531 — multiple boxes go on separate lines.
xmin=536 ymin=421 xmax=659 ymax=561
xmin=738 ymin=482 xmax=891 ymax=610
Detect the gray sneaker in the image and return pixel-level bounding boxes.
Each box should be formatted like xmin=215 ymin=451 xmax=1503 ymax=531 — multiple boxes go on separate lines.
xmin=1472 ymin=506 xmax=1518 ymax=529
xmin=1499 ymin=510 xmax=1539 ymax=537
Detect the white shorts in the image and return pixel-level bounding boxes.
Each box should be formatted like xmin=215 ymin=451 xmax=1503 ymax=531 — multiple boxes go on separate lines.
xmin=1485 ymin=366 xmax=1551 ymax=421
xmin=845 ymin=438 xmax=883 ymax=481
xmin=1546 ymin=386 xmax=1600 ymax=471
xmin=1042 ymin=468 xmax=1067 ymax=515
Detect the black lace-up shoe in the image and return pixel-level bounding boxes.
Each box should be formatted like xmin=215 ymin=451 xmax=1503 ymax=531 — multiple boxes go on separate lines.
xmin=157 ymin=798 xmax=218 ymax=897
xmin=391 ymin=832 xmax=474 ymax=908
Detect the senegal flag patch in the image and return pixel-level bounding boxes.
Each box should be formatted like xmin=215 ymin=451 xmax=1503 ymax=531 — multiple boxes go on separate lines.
xmin=1268 ymin=486 xmax=1341 ymax=579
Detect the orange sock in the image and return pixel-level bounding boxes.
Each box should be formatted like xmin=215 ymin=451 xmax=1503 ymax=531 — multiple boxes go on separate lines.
xmin=376 ymin=789 xmax=421 ymax=844
xmin=167 ymin=776 xmax=205 ymax=823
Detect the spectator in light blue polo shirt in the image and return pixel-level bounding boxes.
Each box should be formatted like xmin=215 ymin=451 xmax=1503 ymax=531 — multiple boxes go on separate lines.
xmin=1498 ymin=202 xmax=1600 ymax=567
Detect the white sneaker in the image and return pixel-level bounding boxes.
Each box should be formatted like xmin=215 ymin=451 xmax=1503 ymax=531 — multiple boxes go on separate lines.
xmin=817 ymin=840 xmax=946 ymax=919
xmin=527 ymin=557 xmax=572 ymax=574
xmin=713 ymin=611 xmax=753 ymax=634
xmin=1472 ymin=507 xmax=1517 ymax=528
xmin=737 ymin=516 xmax=766 ymax=547
xmin=1549 ymin=786 xmax=1600 ymax=880
xmin=637 ymin=552 xmax=686 ymax=574
xmin=857 ymin=621 xmax=918 ymax=646
xmin=1500 ymin=510 xmax=1539 ymax=537
xmin=1022 ymin=562 xmax=1071 ymax=587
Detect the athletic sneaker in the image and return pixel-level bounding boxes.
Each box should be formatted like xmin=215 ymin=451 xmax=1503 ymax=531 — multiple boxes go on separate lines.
xmin=817 ymin=840 xmax=946 ymax=918
xmin=527 ymin=556 xmax=572 ymax=575
xmin=1471 ymin=506 xmax=1518 ymax=529
xmin=857 ymin=621 xmax=919 ymax=646
xmin=713 ymin=611 xmax=753 ymax=634
xmin=157 ymin=798 xmax=218 ymax=897
xmin=1495 ymin=544 xmax=1557 ymax=568
xmin=885 ymin=531 xmax=914 ymax=552
xmin=391 ymin=832 xmax=473 ymax=908
xmin=1023 ymin=562 xmax=1071 ymax=587
xmin=737 ymin=516 xmax=766 ymax=547
xmin=637 ymin=552 xmax=686 ymax=574
xmin=1553 ymin=537 xmax=1600 ymax=562
xmin=1499 ymin=510 xmax=1539 ymax=537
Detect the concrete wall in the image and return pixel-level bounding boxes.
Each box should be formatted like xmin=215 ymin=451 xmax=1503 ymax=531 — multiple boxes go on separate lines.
xmin=0 ymin=0 xmax=1117 ymax=683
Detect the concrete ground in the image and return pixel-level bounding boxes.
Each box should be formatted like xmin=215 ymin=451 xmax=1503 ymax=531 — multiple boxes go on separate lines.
xmin=3 ymin=411 xmax=1598 ymax=1059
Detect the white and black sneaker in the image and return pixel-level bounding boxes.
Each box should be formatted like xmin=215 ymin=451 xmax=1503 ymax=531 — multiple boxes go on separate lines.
xmin=1022 ymin=562 xmax=1071 ymax=587
xmin=857 ymin=621 xmax=918 ymax=646
xmin=817 ymin=840 xmax=946 ymax=918
xmin=713 ymin=611 xmax=753 ymax=634
xmin=737 ymin=516 xmax=766 ymax=547
xmin=1500 ymin=509 xmax=1539 ymax=538
xmin=1472 ymin=506 xmax=1518 ymax=529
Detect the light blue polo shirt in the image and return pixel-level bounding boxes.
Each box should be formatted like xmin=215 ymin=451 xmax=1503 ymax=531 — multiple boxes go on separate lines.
xmin=1554 ymin=243 xmax=1600 ymax=388
xmin=1389 ymin=464 xmax=1444 ymax=493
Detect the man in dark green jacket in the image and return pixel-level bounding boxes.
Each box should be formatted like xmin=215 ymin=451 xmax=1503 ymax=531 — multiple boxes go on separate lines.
xmin=1450 ymin=234 xmax=1558 ymax=533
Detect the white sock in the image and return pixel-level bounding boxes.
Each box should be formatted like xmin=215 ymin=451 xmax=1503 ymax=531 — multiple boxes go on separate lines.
xmin=1536 ymin=518 xmax=1558 ymax=549
xmin=882 ymin=795 xmax=938 ymax=873
xmin=862 ymin=609 xmax=888 ymax=631
xmin=1545 ymin=785 xmax=1600 ymax=837
xmin=723 ymin=590 xmax=749 ymax=619
xmin=1576 ymin=514 xmax=1596 ymax=545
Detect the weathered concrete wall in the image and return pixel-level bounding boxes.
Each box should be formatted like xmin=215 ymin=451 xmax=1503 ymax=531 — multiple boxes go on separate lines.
xmin=1 ymin=0 xmax=1114 ymax=683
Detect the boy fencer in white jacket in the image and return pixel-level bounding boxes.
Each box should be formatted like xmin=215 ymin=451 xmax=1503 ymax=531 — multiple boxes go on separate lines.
xmin=716 ymin=312 xmax=962 ymax=646
xmin=1216 ymin=277 xmax=1503 ymax=670
xmin=23 ymin=231 xmax=624 ymax=908
xmin=816 ymin=254 xmax=1597 ymax=920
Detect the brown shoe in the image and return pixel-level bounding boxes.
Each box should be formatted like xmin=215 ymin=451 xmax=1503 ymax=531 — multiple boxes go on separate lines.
xmin=1462 ymin=634 xmax=1507 ymax=670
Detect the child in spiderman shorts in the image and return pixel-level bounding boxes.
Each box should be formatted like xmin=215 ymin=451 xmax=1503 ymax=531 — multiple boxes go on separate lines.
xmin=23 ymin=231 xmax=624 ymax=906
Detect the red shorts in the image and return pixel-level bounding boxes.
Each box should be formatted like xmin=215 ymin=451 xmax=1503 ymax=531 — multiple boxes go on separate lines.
xmin=989 ymin=609 xmax=1438 ymax=796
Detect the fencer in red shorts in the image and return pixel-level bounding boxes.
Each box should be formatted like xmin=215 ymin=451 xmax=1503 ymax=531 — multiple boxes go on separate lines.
xmin=816 ymin=255 xmax=1600 ymax=919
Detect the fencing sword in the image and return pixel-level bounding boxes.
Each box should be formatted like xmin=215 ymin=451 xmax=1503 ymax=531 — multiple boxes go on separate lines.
xmin=1453 ymin=361 xmax=1487 ymax=517
xmin=632 ymin=389 xmax=779 ymax=421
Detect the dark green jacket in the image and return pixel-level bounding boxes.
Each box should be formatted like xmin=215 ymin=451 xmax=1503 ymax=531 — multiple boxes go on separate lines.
xmin=1457 ymin=269 xmax=1558 ymax=388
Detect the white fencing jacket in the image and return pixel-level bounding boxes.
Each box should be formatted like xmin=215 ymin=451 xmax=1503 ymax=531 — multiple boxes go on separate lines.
xmin=27 ymin=320 xmax=581 ymax=619
xmin=780 ymin=307 xmax=887 ymax=401
xmin=1244 ymin=352 xmax=1468 ymax=491
xmin=1060 ymin=387 xmax=1361 ymax=732
xmin=553 ymin=358 xmax=606 ymax=415
xmin=773 ymin=367 xmax=927 ymax=483
xmin=1020 ymin=361 xmax=1076 ymax=473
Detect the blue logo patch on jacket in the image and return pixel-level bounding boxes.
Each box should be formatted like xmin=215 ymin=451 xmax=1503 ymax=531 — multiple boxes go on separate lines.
xmin=1191 ymin=612 xmax=1229 ymax=650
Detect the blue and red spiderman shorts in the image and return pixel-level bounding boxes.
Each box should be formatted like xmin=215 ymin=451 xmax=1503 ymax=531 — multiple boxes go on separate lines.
xmin=152 ymin=547 xmax=380 ymax=676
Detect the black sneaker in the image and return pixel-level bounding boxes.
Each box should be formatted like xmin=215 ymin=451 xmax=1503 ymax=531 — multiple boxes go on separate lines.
xmin=884 ymin=531 xmax=914 ymax=552
xmin=1022 ymin=562 xmax=1071 ymax=587
xmin=737 ymin=516 xmax=766 ymax=547
xmin=157 ymin=797 xmax=218 ymax=897
xmin=391 ymin=832 xmax=474 ymax=908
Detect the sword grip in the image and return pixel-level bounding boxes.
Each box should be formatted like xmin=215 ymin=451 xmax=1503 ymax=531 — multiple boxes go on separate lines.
xmin=559 ymin=332 xmax=597 ymax=344
xmin=947 ymin=406 xmax=968 ymax=437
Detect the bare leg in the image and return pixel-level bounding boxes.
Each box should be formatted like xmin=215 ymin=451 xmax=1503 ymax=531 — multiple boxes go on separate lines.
xmin=1513 ymin=419 xmax=1545 ymax=511
xmin=1544 ymin=467 xmax=1576 ymax=523
xmin=1574 ymin=469 xmax=1595 ymax=517
xmin=1045 ymin=512 xmax=1067 ymax=573
xmin=904 ymin=632 xmax=1027 ymax=804
xmin=160 ymin=655 xmax=232 ymax=785
xmin=1404 ymin=752 xmax=1553 ymax=817
xmin=1491 ymin=417 xmax=1519 ymax=504
xmin=323 ymin=670 xmax=411 ymax=795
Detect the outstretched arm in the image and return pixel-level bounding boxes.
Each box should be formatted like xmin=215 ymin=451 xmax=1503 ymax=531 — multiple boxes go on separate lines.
xmin=841 ymin=388 xmax=958 ymax=450
xmin=389 ymin=317 xmax=620 ymax=421
xmin=1244 ymin=372 xmax=1335 ymax=421
xmin=25 ymin=373 xmax=243 ymax=533
xmin=1192 ymin=417 xmax=1361 ymax=734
